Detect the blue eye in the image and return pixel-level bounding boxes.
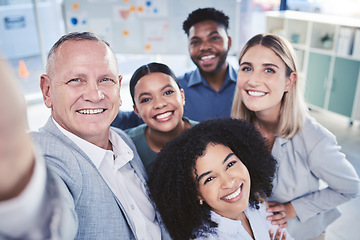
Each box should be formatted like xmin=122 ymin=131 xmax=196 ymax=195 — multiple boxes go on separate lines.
xmin=265 ymin=68 xmax=275 ymax=73
xmin=241 ymin=66 xmax=251 ymax=72
xmin=67 ymin=78 xmax=81 ymax=83
xmin=100 ymin=78 xmax=116 ymax=84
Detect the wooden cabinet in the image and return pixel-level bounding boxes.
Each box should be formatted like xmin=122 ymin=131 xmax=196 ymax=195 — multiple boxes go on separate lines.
xmin=266 ymin=11 xmax=360 ymax=123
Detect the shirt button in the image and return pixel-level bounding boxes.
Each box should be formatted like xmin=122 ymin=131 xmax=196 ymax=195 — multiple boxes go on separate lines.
xmin=131 ymin=204 xmax=135 ymax=210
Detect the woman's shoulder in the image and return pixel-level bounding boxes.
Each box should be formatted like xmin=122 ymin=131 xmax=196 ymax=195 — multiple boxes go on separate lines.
xmin=184 ymin=117 xmax=199 ymax=127
xmin=125 ymin=123 xmax=147 ymax=139
xmin=295 ymin=114 xmax=336 ymax=143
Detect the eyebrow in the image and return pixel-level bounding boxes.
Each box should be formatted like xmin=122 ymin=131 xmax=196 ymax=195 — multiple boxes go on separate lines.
xmin=196 ymin=153 xmax=235 ymax=183
xmin=240 ymin=62 xmax=279 ymax=69
xmin=190 ymin=31 xmax=220 ymax=41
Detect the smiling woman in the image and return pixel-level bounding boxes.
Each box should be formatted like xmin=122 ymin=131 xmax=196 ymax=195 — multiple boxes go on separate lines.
xmin=124 ymin=62 xmax=197 ymax=173
xmin=231 ymin=33 xmax=360 ymax=240
xmin=148 ymin=118 xmax=293 ymax=240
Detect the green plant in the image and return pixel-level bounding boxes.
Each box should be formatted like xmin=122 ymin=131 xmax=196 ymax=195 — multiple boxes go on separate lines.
xmin=321 ymin=33 xmax=334 ymax=42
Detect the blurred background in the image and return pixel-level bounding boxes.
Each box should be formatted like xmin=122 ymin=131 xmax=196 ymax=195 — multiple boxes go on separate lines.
xmin=1 ymin=2 xmax=360 ymax=239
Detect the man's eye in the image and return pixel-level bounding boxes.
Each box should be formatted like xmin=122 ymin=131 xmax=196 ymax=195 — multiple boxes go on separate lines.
xmin=67 ymin=78 xmax=81 ymax=84
xmin=210 ymin=36 xmax=221 ymax=41
xmin=100 ymin=78 xmax=115 ymax=84
xmin=190 ymin=40 xmax=200 ymax=46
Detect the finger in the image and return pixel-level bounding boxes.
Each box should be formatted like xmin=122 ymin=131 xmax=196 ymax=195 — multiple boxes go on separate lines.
xmin=271 ymin=219 xmax=287 ymax=227
xmin=268 ymin=201 xmax=278 ymax=207
xmin=269 ymin=229 xmax=274 ymax=239
xmin=279 ymin=222 xmax=288 ymax=228
xmin=267 ymin=211 xmax=286 ymax=222
xmin=274 ymin=228 xmax=283 ymax=240
xmin=267 ymin=205 xmax=285 ymax=213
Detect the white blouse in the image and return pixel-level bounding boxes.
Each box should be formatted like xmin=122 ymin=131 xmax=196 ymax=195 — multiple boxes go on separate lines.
xmin=194 ymin=203 xmax=293 ymax=240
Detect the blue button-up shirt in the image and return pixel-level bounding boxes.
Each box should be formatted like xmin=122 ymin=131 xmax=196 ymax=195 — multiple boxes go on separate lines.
xmin=178 ymin=65 xmax=237 ymax=122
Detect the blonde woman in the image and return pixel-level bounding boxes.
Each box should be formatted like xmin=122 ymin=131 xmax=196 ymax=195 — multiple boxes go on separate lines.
xmin=231 ymin=33 xmax=360 ymax=240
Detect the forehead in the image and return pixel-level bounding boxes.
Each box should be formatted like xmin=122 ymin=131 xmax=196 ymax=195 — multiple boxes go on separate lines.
xmin=196 ymin=144 xmax=232 ymax=166
xmin=189 ymin=20 xmax=227 ymax=37
xmin=52 ymin=40 xmax=118 ymax=74
xmin=135 ymin=72 xmax=178 ymax=91
xmin=241 ymin=45 xmax=283 ymax=64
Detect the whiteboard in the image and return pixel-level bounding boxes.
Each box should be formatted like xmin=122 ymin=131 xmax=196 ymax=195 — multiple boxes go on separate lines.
xmin=63 ymin=0 xmax=239 ymax=55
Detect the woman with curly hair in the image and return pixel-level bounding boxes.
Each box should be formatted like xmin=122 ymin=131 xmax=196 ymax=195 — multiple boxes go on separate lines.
xmin=148 ymin=118 xmax=293 ymax=240
xmin=231 ymin=33 xmax=360 ymax=240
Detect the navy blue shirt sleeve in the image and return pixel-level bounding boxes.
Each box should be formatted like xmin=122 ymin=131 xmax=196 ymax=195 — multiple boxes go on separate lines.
xmin=111 ymin=110 xmax=144 ymax=130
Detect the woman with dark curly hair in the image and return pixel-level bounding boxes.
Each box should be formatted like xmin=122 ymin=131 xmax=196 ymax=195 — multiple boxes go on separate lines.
xmin=148 ymin=118 xmax=293 ymax=240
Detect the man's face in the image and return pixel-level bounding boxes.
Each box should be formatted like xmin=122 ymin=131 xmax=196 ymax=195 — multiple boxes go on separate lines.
xmin=188 ymin=20 xmax=231 ymax=74
xmin=41 ymin=40 xmax=122 ymax=148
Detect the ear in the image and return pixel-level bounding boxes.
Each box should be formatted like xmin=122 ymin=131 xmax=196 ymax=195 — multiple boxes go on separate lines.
xmin=227 ymin=36 xmax=232 ymax=50
xmin=180 ymin=88 xmax=185 ymax=106
xmin=118 ymin=75 xmax=123 ymax=107
xmin=133 ymin=105 xmax=141 ymax=119
xmin=118 ymin=75 xmax=123 ymax=87
xmin=285 ymin=71 xmax=297 ymax=92
xmin=197 ymin=195 xmax=204 ymax=205
xmin=40 ymin=74 xmax=53 ymax=108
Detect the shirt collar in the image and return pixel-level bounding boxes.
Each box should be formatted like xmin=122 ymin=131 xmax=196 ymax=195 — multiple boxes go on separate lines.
xmin=187 ymin=68 xmax=203 ymax=87
xmin=52 ymin=118 xmax=133 ymax=169
xmin=187 ymin=64 xmax=237 ymax=88
xmin=210 ymin=210 xmax=242 ymax=235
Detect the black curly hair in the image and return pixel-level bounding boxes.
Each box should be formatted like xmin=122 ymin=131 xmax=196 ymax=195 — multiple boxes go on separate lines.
xmin=148 ymin=118 xmax=277 ymax=240
xmin=183 ymin=7 xmax=229 ymax=36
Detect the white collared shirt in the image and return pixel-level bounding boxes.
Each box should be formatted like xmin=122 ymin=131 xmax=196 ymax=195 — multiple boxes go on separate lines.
xmin=54 ymin=119 xmax=161 ymax=240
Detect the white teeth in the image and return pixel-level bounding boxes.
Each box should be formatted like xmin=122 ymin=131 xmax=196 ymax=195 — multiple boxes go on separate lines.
xmin=248 ymin=91 xmax=265 ymax=97
xmin=156 ymin=111 xmax=172 ymax=119
xmin=78 ymin=109 xmax=104 ymax=114
xmin=201 ymin=55 xmax=215 ymax=60
xmin=223 ymin=186 xmax=241 ymax=200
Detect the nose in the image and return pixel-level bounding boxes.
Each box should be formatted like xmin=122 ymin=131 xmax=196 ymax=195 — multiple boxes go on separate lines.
xmin=83 ymin=81 xmax=104 ymax=102
xmin=200 ymin=41 xmax=212 ymax=51
xmin=220 ymin=174 xmax=235 ymax=190
xmin=247 ymin=71 xmax=261 ymax=87
xmin=153 ymin=96 xmax=167 ymax=109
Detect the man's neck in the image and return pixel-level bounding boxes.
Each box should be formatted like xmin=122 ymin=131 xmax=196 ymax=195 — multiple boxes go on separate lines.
xmin=52 ymin=117 xmax=111 ymax=150
xmin=201 ymin=63 xmax=228 ymax=92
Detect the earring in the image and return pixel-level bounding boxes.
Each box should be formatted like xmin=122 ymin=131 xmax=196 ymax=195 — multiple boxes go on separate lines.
xmin=199 ymin=199 xmax=203 ymax=205
xmin=183 ymin=100 xmax=185 ymax=105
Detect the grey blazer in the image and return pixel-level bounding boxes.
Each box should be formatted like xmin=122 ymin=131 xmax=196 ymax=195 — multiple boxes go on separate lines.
xmin=31 ymin=117 xmax=170 ymax=240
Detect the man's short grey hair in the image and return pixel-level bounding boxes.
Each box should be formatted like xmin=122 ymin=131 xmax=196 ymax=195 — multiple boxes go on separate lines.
xmin=46 ymin=32 xmax=111 ymax=75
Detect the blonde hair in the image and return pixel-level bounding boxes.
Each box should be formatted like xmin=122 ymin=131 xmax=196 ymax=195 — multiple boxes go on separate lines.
xmin=231 ymin=33 xmax=307 ymax=138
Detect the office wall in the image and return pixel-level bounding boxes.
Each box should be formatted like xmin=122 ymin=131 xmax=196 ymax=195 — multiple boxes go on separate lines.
xmin=0 ymin=1 xmax=64 ymax=59
xmin=63 ymin=0 xmax=239 ymax=55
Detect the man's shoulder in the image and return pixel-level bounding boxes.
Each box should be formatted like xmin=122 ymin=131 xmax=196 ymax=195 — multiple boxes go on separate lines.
xmin=177 ymin=69 xmax=199 ymax=87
